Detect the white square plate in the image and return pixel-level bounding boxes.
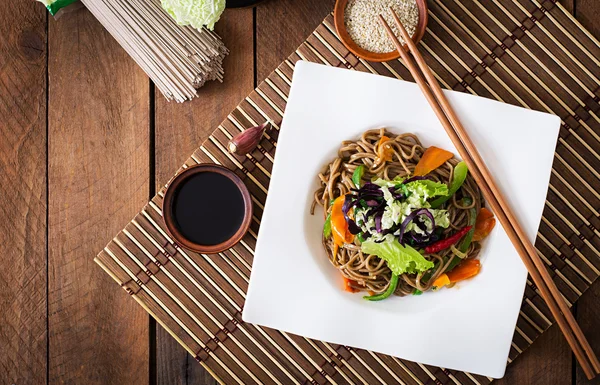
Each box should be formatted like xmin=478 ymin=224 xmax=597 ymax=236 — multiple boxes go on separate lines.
xmin=243 ymin=61 xmax=560 ymax=378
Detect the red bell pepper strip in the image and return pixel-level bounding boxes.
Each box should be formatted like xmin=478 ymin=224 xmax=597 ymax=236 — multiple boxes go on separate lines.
xmin=424 ymin=225 xmax=473 ymax=254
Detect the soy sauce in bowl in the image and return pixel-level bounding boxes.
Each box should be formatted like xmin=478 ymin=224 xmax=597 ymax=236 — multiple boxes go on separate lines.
xmin=163 ymin=165 xmax=252 ymax=253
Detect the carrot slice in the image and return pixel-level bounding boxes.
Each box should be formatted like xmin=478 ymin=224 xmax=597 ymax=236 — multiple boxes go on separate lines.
xmin=331 ymin=195 xmax=353 ymax=246
xmin=343 ymin=276 xmax=360 ymax=293
xmin=432 ymin=273 xmax=450 ymax=289
xmin=473 ymin=208 xmax=496 ymax=241
xmin=447 ymin=259 xmax=481 ymax=282
xmin=414 ymin=146 xmax=453 ymax=176
xmin=377 ymin=135 xmax=394 ymax=162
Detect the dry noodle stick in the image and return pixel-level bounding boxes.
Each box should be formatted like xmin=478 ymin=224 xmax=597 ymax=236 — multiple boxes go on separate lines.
xmin=120 ymin=0 xmax=202 ymax=85
xmin=115 ymin=0 xmax=218 ymax=95
xmin=128 ymin=6 xmax=201 ymax=78
xmin=81 ymin=1 xmax=173 ymax=97
xmin=114 ymin=0 xmax=198 ymax=84
xmin=96 ymin=0 xmax=192 ymax=100
xmin=88 ymin=0 xmax=194 ymax=100
xmin=81 ymin=0 xmax=227 ymax=102
xmin=128 ymin=0 xmax=192 ymax=58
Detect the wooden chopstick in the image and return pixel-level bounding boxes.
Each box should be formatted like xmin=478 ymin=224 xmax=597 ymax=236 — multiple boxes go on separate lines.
xmin=379 ymin=10 xmax=600 ymax=380
xmin=384 ymin=10 xmax=600 ymax=379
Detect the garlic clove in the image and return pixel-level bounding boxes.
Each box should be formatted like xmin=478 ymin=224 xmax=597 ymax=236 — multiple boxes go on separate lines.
xmin=228 ymin=121 xmax=272 ymax=156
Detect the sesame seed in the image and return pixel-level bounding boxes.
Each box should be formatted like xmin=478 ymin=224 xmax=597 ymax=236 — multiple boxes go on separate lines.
xmin=345 ymin=0 xmax=419 ymax=54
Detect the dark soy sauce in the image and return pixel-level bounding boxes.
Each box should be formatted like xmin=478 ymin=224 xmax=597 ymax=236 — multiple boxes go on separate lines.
xmin=172 ymin=171 xmax=245 ymax=246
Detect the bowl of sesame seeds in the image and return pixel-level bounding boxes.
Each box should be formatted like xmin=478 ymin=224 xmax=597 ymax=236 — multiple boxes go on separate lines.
xmin=334 ymin=0 xmax=428 ymax=62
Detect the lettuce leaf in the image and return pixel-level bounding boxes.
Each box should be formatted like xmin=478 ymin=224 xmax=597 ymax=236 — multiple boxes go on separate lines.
xmin=161 ymin=0 xmax=226 ymax=30
xmin=361 ymin=238 xmax=434 ymax=275
xmin=405 ymin=180 xmax=448 ymax=201
xmin=358 ymin=178 xmax=451 ymax=240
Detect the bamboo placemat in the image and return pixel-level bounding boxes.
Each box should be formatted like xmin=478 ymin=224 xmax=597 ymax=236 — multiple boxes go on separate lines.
xmin=96 ymin=1 xmax=600 ymax=383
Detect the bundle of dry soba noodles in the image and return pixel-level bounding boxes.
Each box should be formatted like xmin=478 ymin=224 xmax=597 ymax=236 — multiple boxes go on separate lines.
xmin=81 ymin=0 xmax=228 ymax=102
xmin=312 ymin=128 xmax=496 ymax=301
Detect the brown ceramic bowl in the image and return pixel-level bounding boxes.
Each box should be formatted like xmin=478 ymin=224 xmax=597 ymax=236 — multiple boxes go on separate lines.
xmin=333 ymin=0 xmax=428 ymax=62
xmin=162 ymin=164 xmax=252 ymax=254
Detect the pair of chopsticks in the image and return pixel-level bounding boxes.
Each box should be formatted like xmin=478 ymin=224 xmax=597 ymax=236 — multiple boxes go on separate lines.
xmin=379 ymin=9 xmax=600 ymax=380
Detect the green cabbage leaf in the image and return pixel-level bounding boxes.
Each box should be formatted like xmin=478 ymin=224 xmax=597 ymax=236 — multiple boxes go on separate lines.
xmin=161 ymin=0 xmax=226 ymax=30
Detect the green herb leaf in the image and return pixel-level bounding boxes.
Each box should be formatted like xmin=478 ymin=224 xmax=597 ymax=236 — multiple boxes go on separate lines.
xmin=430 ymin=161 xmax=468 ymax=208
xmin=413 ymin=289 xmax=423 ymax=295
xmin=352 ymin=165 xmax=365 ymax=188
xmin=361 ymin=238 xmax=434 ymax=275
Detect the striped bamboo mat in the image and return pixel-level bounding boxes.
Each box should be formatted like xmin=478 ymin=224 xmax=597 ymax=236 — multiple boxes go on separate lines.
xmin=96 ymin=1 xmax=600 ymax=383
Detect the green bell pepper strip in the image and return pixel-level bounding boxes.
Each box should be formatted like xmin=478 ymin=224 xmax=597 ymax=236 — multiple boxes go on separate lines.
xmin=352 ymin=165 xmax=365 ymax=188
xmin=363 ymin=273 xmax=399 ymax=301
xmin=413 ymin=289 xmax=423 ymax=295
xmin=323 ymin=213 xmax=332 ymax=239
xmin=430 ymin=161 xmax=468 ymax=209
xmin=445 ymin=197 xmax=477 ymax=272
xmin=420 ymin=261 xmax=438 ymax=284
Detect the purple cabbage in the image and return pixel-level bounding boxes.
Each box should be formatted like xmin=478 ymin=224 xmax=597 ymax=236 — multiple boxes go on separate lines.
xmin=365 ymin=201 xmax=386 ymax=220
xmin=409 ymin=231 xmax=439 ymax=248
xmin=356 ymin=184 xmax=384 ymax=201
xmin=375 ymin=213 xmax=383 ymax=233
xmin=344 ymin=179 xmax=438 ymax=240
xmin=397 ymin=208 xmax=435 ymax=245
xmin=388 ymin=187 xmax=404 ymax=200
xmin=361 ymin=182 xmax=381 ymax=190
xmin=342 ymin=195 xmax=362 ymax=235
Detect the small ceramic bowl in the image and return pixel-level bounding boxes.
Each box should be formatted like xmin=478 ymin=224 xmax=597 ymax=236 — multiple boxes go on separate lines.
xmin=162 ymin=164 xmax=252 ymax=254
xmin=333 ymin=0 xmax=429 ymax=62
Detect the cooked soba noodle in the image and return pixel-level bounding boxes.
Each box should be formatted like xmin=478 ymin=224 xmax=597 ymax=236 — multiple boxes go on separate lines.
xmin=311 ymin=128 xmax=484 ymax=296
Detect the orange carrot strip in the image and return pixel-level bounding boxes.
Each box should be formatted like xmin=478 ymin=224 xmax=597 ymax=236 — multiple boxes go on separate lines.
xmin=473 ymin=208 xmax=496 ymax=241
xmin=377 ymin=135 xmax=394 ymax=162
xmin=414 ymin=146 xmax=453 ymax=176
xmin=447 ymin=259 xmax=481 ymax=282
xmin=331 ymin=195 xmax=353 ymax=246
xmin=432 ymin=273 xmax=450 ymax=289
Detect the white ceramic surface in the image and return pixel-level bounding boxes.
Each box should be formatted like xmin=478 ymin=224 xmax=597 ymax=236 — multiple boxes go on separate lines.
xmin=243 ymin=61 xmax=560 ymax=378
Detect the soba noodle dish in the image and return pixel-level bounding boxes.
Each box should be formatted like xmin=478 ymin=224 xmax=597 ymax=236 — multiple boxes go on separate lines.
xmin=311 ymin=128 xmax=496 ymax=301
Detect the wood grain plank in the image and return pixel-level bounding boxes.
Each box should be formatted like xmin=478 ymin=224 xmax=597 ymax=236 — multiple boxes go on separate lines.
xmin=562 ymin=0 xmax=575 ymax=14
xmin=575 ymin=284 xmax=600 ymax=385
xmin=256 ymin=0 xmax=335 ymax=81
xmin=494 ymin=323 xmax=573 ymax=385
xmin=154 ymin=8 xmax=254 ymax=385
xmin=47 ymin=8 xmax=150 ymax=385
xmin=575 ymin=0 xmax=600 ymax=38
xmin=0 ymin=2 xmax=47 ymax=385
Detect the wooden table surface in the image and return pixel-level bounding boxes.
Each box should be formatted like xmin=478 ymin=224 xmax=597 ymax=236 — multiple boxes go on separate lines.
xmin=1 ymin=0 xmax=598 ymax=384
